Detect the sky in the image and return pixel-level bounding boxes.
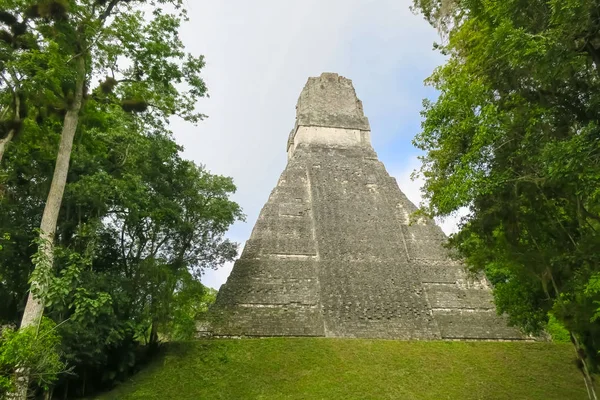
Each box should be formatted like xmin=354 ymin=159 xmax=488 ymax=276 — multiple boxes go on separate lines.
xmin=170 ymin=0 xmax=459 ymax=289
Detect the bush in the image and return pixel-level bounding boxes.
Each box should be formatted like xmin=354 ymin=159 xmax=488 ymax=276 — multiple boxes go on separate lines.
xmin=0 ymin=317 xmax=65 ymax=396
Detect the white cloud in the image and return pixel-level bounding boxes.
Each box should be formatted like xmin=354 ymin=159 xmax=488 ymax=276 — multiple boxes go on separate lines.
xmin=202 ymin=261 xmax=234 ymax=290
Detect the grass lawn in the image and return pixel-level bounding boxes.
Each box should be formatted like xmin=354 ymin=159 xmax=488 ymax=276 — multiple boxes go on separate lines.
xmin=93 ymin=338 xmax=590 ymax=400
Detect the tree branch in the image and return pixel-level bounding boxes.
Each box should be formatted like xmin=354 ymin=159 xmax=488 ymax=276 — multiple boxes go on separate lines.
xmin=0 ymin=72 xmax=15 ymax=94
xmin=584 ymin=41 xmax=600 ymax=77
xmin=581 ymin=203 xmax=600 ymax=224
xmin=99 ymin=0 xmax=121 ymax=24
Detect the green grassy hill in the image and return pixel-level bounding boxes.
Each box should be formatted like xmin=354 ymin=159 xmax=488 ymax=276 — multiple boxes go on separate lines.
xmin=93 ymin=338 xmax=590 ymax=400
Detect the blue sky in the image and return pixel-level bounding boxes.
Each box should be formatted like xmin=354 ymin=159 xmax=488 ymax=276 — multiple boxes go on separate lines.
xmin=169 ymin=0 xmax=455 ymax=289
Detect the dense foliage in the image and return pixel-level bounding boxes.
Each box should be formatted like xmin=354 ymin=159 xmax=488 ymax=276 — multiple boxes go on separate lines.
xmin=0 ymin=318 xmax=64 ymax=397
xmin=411 ymin=0 xmax=600 ymax=394
xmin=0 ymin=0 xmax=242 ymax=397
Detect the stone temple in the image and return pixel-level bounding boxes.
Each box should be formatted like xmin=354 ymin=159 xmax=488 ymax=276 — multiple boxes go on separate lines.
xmin=203 ymin=72 xmax=523 ymax=340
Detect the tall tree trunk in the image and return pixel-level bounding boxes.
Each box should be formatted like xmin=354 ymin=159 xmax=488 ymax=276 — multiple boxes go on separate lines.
xmin=571 ymin=332 xmax=598 ymax=400
xmin=0 ymin=128 xmax=15 ymax=165
xmin=149 ymin=319 xmax=159 ymax=351
xmin=548 ymin=268 xmax=598 ymax=400
xmin=0 ymin=95 xmax=20 ymax=167
xmin=12 ymin=55 xmax=86 ymax=400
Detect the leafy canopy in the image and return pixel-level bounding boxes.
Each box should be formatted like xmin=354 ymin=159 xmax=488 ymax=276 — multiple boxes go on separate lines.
xmin=0 ymin=0 xmax=243 ymax=396
xmin=411 ymin=0 xmax=600 ymax=372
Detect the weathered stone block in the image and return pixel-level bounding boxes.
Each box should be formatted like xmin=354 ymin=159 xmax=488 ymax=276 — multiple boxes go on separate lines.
xmin=424 ymin=284 xmax=495 ymax=309
xmin=433 ymin=310 xmax=523 ymax=340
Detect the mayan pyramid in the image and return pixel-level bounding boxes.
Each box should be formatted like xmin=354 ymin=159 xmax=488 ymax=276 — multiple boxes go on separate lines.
xmin=204 ymin=73 xmax=523 ymax=340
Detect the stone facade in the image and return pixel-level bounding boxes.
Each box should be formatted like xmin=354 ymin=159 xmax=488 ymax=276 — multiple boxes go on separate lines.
xmin=203 ymin=73 xmax=524 ymax=340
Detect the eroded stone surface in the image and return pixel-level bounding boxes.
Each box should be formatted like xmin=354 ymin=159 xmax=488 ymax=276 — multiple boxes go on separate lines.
xmin=205 ymin=73 xmax=524 ymax=340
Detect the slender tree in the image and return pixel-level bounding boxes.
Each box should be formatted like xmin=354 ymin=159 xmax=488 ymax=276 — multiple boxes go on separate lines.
xmin=0 ymin=0 xmax=208 ymax=397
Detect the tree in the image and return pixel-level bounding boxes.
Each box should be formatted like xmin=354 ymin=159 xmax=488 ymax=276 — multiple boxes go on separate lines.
xmin=0 ymin=0 xmax=209 ymax=397
xmin=411 ymin=0 xmax=600 ymax=397
xmin=0 ymin=98 xmax=242 ymax=396
xmin=0 ymin=7 xmax=31 ymax=164
xmin=0 ymin=317 xmax=65 ymax=397
xmin=45 ymin=127 xmax=241 ymax=397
